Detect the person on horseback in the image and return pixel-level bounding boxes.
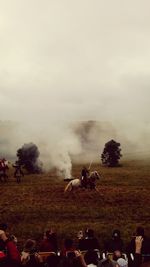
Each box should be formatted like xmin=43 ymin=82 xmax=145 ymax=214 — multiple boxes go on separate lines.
xmin=80 ymin=166 xmax=89 ymax=188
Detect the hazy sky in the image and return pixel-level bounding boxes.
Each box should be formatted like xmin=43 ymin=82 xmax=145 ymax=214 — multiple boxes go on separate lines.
xmin=0 ymin=0 xmax=150 ymax=124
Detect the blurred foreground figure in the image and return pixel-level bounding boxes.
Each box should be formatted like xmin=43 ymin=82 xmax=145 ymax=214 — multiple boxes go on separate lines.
xmin=0 ymin=229 xmax=21 ymax=267
xmin=40 ymin=229 xmax=58 ymax=253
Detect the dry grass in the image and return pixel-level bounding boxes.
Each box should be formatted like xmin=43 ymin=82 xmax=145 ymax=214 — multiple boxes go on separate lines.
xmin=0 ymin=160 xmax=150 ymax=250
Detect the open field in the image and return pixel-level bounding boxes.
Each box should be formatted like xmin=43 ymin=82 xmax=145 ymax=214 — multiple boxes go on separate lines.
xmin=0 ymin=159 xmax=150 ymax=250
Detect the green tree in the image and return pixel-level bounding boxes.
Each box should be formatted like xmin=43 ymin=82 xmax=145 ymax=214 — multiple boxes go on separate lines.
xmin=101 ymin=139 xmax=122 ymax=167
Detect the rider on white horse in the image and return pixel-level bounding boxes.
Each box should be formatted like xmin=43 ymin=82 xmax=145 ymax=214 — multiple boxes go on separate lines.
xmin=80 ymin=166 xmax=90 ymax=188
xmin=64 ymin=171 xmax=100 ymax=192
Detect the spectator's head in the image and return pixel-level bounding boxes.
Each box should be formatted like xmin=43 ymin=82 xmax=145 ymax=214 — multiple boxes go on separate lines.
xmin=64 ymin=239 xmax=73 ymax=250
xmin=45 ymin=230 xmax=56 ymax=240
xmin=99 ymin=259 xmax=118 ymax=267
xmin=112 ymin=229 xmax=121 ymax=239
xmin=85 ymin=228 xmax=94 ymax=238
xmin=0 ymin=224 xmax=7 ymax=232
xmin=117 ymin=258 xmax=128 ymax=267
xmin=45 ymin=230 xmax=51 ymax=238
xmin=24 ymin=239 xmax=37 ymax=253
xmin=113 ymin=250 xmax=122 ymax=261
xmin=136 ymin=227 xmax=145 ymax=237
xmin=84 ymin=250 xmax=98 ymax=265
xmin=9 ymin=235 xmax=17 ymax=244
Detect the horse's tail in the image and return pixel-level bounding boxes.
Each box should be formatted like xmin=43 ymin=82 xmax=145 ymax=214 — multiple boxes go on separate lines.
xmin=64 ymin=181 xmax=73 ymax=193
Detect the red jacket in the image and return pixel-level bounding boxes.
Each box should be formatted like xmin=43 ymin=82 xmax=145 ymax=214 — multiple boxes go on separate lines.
xmin=2 ymin=239 xmax=21 ymax=267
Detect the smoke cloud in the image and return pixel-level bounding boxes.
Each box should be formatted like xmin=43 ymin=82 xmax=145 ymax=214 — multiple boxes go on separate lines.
xmin=0 ymin=119 xmax=150 ymax=178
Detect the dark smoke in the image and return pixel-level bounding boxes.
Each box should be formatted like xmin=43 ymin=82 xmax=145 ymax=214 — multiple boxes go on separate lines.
xmin=17 ymin=143 xmax=43 ymax=173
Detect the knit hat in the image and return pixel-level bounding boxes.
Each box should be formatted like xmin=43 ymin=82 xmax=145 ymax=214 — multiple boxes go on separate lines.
xmin=117 ymin=258 xmax=128 ymax=267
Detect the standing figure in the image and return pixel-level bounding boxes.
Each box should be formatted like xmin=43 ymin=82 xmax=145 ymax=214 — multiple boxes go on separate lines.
xmin=13 ymin=161 xmax=24 ymax=183
xmin=80 ymin=166 xmax=89 ymax=188
xmin=0 ymin=158 xmax=9 ymax=182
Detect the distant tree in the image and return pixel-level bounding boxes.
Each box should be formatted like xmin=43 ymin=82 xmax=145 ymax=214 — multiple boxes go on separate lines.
xmin=101 ymin=139 xmax=122 ymax=167
xmin=17 ymin=143 xmax=42 ymax=173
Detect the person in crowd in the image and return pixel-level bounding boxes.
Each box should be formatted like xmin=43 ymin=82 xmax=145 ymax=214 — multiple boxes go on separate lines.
xmin=78 ymin=228 xmax=100 ymax=251
xmin=61 ymin=238 xmax=75 ymax=257
xmin=39 ymin=229 xmax=58 ymax=253
xmin=127 ymin=226 xmax=150 ymax=265
xmin=113 ymin=250 xmax=128 ymax=264
xmin=0 ymin=228 xmax=21 ymax=267
xmin=116 ymin=258 xmax=128 ymax=267
xmin=84 ymin=249 xmax=99 ymax=267
xmin=0 ymin=224 xmax=8 ymax=253
xmin=132 ymin=235 xmax=144 ymax=267
xmin=59 ymin=250 xmax=87 ymax=267
xmin=105 ymin=230 xmax=124 ymax=253
xmin=21 ymin=239 xmax=43 ymax=267
xmin=98 ymin=258 xmax=119 ymax=267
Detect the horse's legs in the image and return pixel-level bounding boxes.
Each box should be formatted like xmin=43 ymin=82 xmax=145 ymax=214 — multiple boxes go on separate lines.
xmin=16 ymin=176 xmax=21 ymax=183
xmin=4 ymin=173 xmax=8 ymax=182
xmin=0 ymin=174 xmax=6 ymax=182
xmin=89 ymin=182 xmax=95 ymax=190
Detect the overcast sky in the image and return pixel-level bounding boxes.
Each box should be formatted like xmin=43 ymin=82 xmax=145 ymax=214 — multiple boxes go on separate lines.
xmin=0 ymin=0 xmax=150 ymax=125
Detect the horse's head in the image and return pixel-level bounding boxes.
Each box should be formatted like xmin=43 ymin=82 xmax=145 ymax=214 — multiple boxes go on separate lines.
xmin=94 ymin=171 xmax=100 ymax=180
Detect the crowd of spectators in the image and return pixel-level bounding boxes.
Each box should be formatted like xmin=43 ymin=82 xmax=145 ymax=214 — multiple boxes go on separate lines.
xmin=0 ymin=224 xmax=150 ymax=267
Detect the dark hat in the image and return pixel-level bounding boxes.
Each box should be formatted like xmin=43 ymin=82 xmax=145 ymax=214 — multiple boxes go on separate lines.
xmin=112 ymin=229 xmax=121 ymax=238
xmin=0 ymin=223 xmax=8 ymax=231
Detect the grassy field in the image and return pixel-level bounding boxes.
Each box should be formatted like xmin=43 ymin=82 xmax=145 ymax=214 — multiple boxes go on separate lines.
xmin=0 ymin=159 xmax=150 ymax=250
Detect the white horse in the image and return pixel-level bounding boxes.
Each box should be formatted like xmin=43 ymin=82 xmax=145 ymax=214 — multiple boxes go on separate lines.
xmin=64 ymin=171 xmax=101 ymax=192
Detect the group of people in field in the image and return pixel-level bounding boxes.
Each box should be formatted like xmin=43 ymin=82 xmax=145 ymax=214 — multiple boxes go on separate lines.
xmin=0 ymin=158 xmax=24 ymax=183
xmin=0 ymin=224 xmax=150 ymax=267
xmin=0 ymin=157 xmax=99 ymax=190
xmin=0 ymin=152 xmax=100 ymax=193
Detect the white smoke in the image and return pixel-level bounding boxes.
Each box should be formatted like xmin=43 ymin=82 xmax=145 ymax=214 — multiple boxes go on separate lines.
xmin=39 ymin=124 xmax=82 ymax=178
xmin=1 ymin=118 xmax=150 ymax=180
